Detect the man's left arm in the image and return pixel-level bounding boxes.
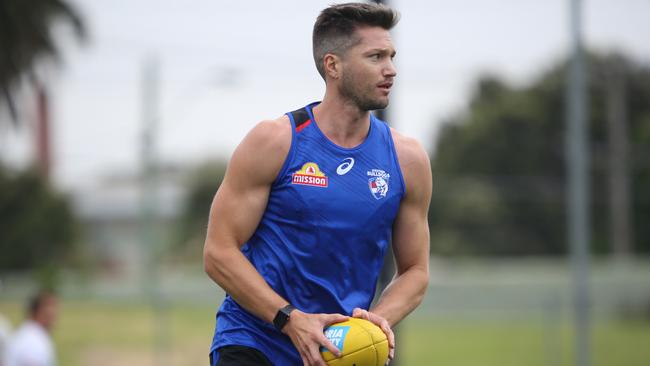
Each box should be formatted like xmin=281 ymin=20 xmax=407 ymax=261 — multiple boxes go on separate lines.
xmin=353 ymin=135 xmax=432 ymax=359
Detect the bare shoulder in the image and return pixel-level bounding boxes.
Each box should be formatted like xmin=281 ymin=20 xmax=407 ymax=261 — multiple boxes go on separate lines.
xmin=390 ymin=128 xmax=432 ymax=199
xmin=390 ymin=128 xmax=430 ymax=175
xmin=228 ymin=114 xmax=292 ymax=185
xmin=244 ymin=114 xmax=292 ymax=153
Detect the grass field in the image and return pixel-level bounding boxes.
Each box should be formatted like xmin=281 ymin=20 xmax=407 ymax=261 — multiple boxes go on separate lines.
xmin=400 ymin=317 xmax=650 ymax=366
xmin=1 ymin=300 xmax=649 ymax=366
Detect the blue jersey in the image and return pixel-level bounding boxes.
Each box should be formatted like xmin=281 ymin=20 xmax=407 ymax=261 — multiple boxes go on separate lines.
xmin=211 ymin=102 xmax=405 ymax=365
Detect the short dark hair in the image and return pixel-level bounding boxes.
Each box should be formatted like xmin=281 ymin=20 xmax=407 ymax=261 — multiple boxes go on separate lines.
xmin=27 ymin=290 xmax=56 ymax=317
xmin=312 ymin=2 xmax=399 ymax=80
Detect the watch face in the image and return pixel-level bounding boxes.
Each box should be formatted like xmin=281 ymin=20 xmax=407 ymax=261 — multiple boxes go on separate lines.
xmin=274 ymin=305 xmax=295 ymax=330
xmin=279 ymin=311 xmax=289 ymax=323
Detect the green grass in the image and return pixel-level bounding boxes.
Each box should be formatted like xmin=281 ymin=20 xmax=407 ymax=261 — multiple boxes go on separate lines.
xmin=400 ymin=317 xmax=650 ymax=366
xmin=0 ymin=300 xmax=216 ymax=366
xmin=2 ymin=301 xmax=649 ymax=366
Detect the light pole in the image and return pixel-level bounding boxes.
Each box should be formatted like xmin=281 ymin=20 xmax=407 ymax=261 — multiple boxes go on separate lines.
xmin=566 ymin=1 xmax=591 ymax=365
xmin=139 ymin=54 xmax=170 ymax=366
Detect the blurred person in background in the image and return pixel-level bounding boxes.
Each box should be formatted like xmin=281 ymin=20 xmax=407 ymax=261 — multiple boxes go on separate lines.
xmin=4 ymin=291 xmax=58 ymax=366
xmin=203 ymin=2 xmax=431 ymax=366
xmin=0 ymin=313 xmax=11 ymax=366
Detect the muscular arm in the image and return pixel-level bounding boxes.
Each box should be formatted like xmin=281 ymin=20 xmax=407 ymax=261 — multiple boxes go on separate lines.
xmin=351 ymin=133 xmax=431 ymax=362
xmin=369 ymin=133 xmax=432 ymax=326
xmin=203 ymin=117 xmax=345 ymax=366
xmin=203 ymin=118 xmax=292 ymax=323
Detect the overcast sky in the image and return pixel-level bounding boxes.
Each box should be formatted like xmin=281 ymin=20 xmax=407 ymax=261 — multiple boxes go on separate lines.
xmin=2 ymin=0 xmax=649 ymax=190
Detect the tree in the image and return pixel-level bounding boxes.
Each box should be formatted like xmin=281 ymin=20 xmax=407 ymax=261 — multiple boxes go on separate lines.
xmin=0 ymin=0 xmax=85 ymax=122
xmin=429 ymin=53 xmax=650 ymax=256
xmin=173 ymin=160 xmax=227 ymax=258
xmin=0 ymin=165 xmax=77 ymax=271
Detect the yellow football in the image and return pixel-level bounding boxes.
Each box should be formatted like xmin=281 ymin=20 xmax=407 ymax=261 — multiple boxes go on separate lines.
xmin=320 ymin=318 xmax=389 ymax=366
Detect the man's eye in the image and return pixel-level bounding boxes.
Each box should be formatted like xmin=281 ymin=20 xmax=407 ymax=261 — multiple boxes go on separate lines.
xmin=369 ymin=54 xmax=380 ymax=60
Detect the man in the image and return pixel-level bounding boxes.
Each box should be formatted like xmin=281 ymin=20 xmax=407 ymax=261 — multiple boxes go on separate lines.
xmin=0 ymin=313 xmax=11 ymax=366
xmin=4 ymin=292 xmax=58 ymax=366
xmin=203 ymin=3 xmax=431 ymax=366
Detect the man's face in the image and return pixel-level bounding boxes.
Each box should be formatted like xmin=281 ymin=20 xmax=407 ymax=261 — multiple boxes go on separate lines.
xmin=36 ymin=296 xmax=58 ymax=331
xmin=338 ymin=26 xmax=397 ymax=111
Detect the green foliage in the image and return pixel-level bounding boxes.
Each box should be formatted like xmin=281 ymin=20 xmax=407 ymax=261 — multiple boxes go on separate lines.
xmin=172 ymin=160 xmax=227 ymax=256
xmin=0 ymin=165 xmax=77 ymax=271
xmin=430 ymin=53 xmax=650 ymax=256
xmin=0 ymin=0 xmax=86 ymax=121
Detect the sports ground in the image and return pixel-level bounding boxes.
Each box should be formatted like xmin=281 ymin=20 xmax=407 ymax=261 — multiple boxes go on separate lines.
xmin=1 ymin=258 xmax=648 ymax=365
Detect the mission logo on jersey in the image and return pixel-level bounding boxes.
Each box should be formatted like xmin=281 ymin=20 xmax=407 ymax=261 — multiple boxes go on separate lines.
xmin=292 ymin=162 xmax=328 ymax=187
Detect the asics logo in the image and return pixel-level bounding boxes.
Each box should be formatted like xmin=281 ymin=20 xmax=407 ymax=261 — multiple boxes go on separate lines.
xmin=336 ymin=158 xmax=355 ymax=175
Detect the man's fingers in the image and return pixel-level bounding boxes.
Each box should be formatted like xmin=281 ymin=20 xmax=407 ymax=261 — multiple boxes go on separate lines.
xmin=376 ymin=320 xmax=395 ymax=360
xmin=295 ymin=341 xmax=312 ymax=366
xmin=308 ymin=342 xmax=329 ymax=366
xmin=287 ymin=312 xmax=351 ymax=366
xmin=323 ymin=313 xmax=348 ymax=325
xmin=366 ymin=311 xmax=384 ymax=325
xmin=387 ymin=332 xmax=395 ymax=360
xmin=352 ymin=307 xmax=368 ymax=319
xmin=352 ymin=309 xmax=395 ymax=360
xmin=381 ymin=323 xmax=395 ymax=348
xmin=303 ymin=343 xmax=321 ymax=366
xmin=319 ymin=335 xmax=341 ymax=357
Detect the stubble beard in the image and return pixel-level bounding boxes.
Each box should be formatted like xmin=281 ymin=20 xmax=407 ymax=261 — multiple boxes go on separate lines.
xmin=339 ymin=71 xmax=389 ymax=111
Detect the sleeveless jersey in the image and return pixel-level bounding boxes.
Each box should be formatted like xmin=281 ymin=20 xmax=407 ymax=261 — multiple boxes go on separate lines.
xmin=210 ymin=101 xmax=405 ymax=365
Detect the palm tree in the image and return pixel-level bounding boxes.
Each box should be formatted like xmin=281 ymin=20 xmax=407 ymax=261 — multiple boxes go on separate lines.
xmin=0 ymin=0 xmax=86 ymax=124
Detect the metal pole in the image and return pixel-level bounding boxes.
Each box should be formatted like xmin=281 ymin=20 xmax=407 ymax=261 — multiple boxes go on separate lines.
xmin=605 ymin=61 xmax=632 ymax=257
xmin=140 ymin=54 xmax=169 ymax=366
xmin=566 ymin=1 xmax=591 ymax=365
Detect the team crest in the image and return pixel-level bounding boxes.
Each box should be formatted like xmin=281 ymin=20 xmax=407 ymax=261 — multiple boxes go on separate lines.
xmin=292 ymin=162 xmax=328 ymax=187
xmin=367 ymin=169 xmax=390 ymax=199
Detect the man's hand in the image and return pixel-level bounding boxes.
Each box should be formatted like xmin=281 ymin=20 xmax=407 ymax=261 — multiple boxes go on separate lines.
xmin=283 ymin=310 xmax=348 ymax=366
xmin=352 ymin=308 xmax=395 ymax=363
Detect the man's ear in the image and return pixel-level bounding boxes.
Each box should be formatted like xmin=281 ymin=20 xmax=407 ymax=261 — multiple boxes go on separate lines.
xmin=323 ymin=53 xmax=341 ymax=80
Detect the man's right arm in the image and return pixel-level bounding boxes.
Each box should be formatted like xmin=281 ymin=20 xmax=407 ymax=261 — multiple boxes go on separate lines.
xmin=203 ymin=117 xmax=291 ymax=323
xmin=203 ymin=117 xmax=346 ymax=366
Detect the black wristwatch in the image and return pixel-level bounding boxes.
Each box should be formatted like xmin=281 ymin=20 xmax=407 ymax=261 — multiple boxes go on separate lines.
xmin=273 ymin=304 xmax=296 ymax=331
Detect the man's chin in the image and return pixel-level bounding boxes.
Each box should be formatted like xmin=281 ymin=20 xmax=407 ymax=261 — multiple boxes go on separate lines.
xmin=351 ymin=94 xmax=390 ymax=112
xmin=363 ymin=95 xmax=390 ymax=110
xmin=370 ymin=99 xmax=389 ymax=111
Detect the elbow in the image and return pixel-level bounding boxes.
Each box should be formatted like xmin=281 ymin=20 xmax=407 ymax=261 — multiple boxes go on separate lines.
xmin=421 ymin=265 xmax=430 ymax=289
xmin=203 ymin=248 xmax=212 ymax=276
xmin=203 ymin=238 xmax=241 ymax=287
xmin=414 ymin=266 xmax=430 ymax=306
xmin=203 ymin=241 xmax=223 ymax=279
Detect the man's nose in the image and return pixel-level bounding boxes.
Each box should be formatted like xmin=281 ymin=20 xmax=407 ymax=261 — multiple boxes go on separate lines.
xmin=384 ymin=59 xmax=397 ymax=77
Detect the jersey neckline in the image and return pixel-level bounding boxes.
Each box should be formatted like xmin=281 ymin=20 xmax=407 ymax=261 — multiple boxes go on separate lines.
xmin=305 ymin=101 xmax=377 ymax=153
